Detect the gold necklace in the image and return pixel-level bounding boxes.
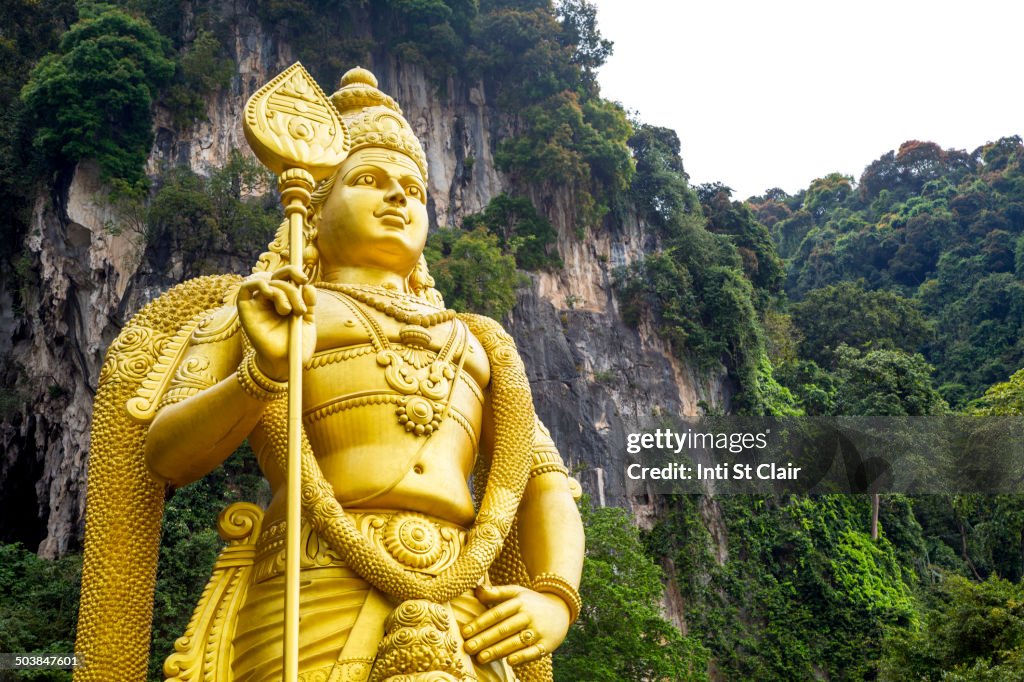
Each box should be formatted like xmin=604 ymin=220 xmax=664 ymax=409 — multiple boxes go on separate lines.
xmin=315 ymin=281 xmax=456 ymax=328
xmin=318 ymin=286 xmax=467 ymax=437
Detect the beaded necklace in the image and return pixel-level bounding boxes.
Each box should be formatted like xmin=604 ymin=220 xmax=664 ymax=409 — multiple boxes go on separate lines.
xmin=315 ymin=281 xmax=455 ymax=328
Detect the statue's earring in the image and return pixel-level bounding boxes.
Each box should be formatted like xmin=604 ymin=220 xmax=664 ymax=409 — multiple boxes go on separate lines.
xmin=303 ymin=227 xmax=320 ymax=280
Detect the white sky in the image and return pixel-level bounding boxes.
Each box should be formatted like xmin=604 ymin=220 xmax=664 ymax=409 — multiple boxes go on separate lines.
xmin=590 ymin=0 xmax=1024 ymax=199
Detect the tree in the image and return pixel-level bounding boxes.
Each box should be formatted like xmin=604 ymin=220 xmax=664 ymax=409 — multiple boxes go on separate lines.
xmin=424 ymin=227 xmax=525 ymax=319
xmin=142 ymin=152 xmax=280 ymax=278
xmin=968 ymin=368 xmax=1024 ymax=416
xmin=832 ymin=346 xmax=947 ymax=418
xmin=20 ymin=2 xmax=174 ymax=187
xmin=830 ymin=346 xmax=947 ymax=540
xmin=0 ymin=543 xmax=81 ymax=675
xmin=628 ymin=124 xmax=701 ymax=237
xmin=791 ymin=281 xmax=932 ymax=367
xmin=555 ymin=0 xmax=612 ymax=78
xmin=881 ymin=575 xmax=1024 ymax=680
xmin=698 ymin=182 xmax=785 ymax=302
xmin=464 ymin=193 xmax=560 ymax=270
xmin=859 ymin=140 xmax=975 ymax=202
xmin=804 ymin=173 xmax=855 ymax=220
xmin=554 ymin=502 xmax=708 ymax=681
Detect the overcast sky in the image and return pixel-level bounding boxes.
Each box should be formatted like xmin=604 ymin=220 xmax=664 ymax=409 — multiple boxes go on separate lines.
xmin=590 ymin=0 xmax=1023 ymax=199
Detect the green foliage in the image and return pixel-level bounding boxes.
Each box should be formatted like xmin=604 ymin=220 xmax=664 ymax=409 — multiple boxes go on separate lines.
xmin=476 ymin=2 xmax=632 ymax=228
xmin=770 ymin=136 xmax=1024 ymax=405
xmin=773 ymin=358 xmax=837 ymax=416
xmin=495 ymin=91 xmax=633 ymax=228
xmin=698 ymin=182 xmax=785 ymax=305
xmin=0 ymin=0 xmax=76 ymax=264
xmin=160 ymin=28 xmax=234 ymax=128
xmin=424 ymin=227 xmax=525 ymax=319
xmin=628 ymin=125 xmax=702 ymax=237
xmin=463 ymin=193 xmax=561 ymax=270
xmin=615 ymin=125 xmax=792 ymax=414
xmin=968 ymin=368 xmax=1024 ymax=415
xmin=860 ymin=140 xmax=975 ymax=202
xmin=880 ymin=575 xmax=1024 ymax=681
xmin=791 ymin=281 xmax=932 ymax=367
xmin=616 ymin=247 xmax=780 ymax=413
xmin=20 ymin=2 xmax=174 ymax=187
xmin=804 ymin=172 xmax=855 ymax=219
xmin=831 ymin=347 xmax=947 ymax=417
xmin=471 ymin=5 xmax=578 ymax=103
xmin=617 ymin=138 xmax=797 ymax=414
xmin=0 ymin=544 xmax=81 ymax=681
xmin=651 ymin=495 xmax=915 ymax=680
xmin=140 ymin=152 xmax=280 ymax=278
xmin=553 ymin=501 xmax=708 ymax=682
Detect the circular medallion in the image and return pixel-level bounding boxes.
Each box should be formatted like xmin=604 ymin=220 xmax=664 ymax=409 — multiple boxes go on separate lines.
xmin=397 ymin=396 xmax=439 ymax=436
xmin=383 ymin=513 xmax=443 ymax=569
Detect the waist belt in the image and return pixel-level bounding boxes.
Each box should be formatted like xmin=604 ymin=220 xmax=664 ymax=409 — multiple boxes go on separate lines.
xmin=253 ymin=510 xmax=469 ymax=584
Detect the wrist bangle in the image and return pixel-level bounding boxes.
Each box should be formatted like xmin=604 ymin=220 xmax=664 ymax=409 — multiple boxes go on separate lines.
xmin=532 ymin=573 xmax=581 ymax=624
xmin=529 ymin=462 xmax=569 ymax=479
xmin=237 ymin=351 xmax=287 ymax=401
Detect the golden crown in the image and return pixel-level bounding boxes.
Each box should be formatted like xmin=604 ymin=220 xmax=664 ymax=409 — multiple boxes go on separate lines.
xmin=330 ymin=67 xmax=428 ymax=182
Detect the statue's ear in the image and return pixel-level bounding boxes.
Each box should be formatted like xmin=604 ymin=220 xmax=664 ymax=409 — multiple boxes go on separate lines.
xmin=408 ymin=254 xmax=445 ymax=307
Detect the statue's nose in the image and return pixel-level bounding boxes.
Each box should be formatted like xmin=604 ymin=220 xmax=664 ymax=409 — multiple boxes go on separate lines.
xmin=384 ymin=178 xmax=406 ymax=206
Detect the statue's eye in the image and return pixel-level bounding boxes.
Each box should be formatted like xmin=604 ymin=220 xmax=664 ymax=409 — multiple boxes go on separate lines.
xmin=356 ymin=174 xmax=375 ymax=186
xmin=406 ymin=185 xmax=422 ymax=199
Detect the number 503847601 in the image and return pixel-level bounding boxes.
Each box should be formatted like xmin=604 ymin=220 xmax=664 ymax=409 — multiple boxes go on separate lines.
xmin=0 ymin=653 xmax=84 ymax=669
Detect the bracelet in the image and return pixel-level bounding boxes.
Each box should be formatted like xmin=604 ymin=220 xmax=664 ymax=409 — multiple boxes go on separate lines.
xmin=532 ymin=573 xmax=582 ymax=624
xmin=529 ymin=462 xmax=569 ymax=479
xmin=237 ymin=351 xmax=287 ymax=401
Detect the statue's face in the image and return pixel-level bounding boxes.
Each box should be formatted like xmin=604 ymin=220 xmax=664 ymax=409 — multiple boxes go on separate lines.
xmin=317 ymin=147 xmax=428 ymax=276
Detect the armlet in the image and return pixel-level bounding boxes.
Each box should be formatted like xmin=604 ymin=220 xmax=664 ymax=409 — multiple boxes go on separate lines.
xmin=129 ymin=306 xmax=241 ymax=419
xmin=529 ymin=418 xmax=569 ymax=478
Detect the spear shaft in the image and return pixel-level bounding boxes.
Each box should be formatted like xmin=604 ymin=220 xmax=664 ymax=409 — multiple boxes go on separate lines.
xmin=242 ymin=62 xmax=347 ymax=681
xmin=280 ymin=170 xmax=313 ymax=682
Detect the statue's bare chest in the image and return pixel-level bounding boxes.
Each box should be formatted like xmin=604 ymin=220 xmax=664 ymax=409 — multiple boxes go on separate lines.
xmin=310 ymin=288 xmax=490 ymax=393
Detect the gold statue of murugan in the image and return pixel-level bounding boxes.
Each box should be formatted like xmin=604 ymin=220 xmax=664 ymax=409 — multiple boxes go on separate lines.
xmin=74 ymin=65 xmax=584 ymax=682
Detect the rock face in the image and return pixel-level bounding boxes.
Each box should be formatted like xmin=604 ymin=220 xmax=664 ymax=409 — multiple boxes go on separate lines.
xmin=0 ymin=2 xmax=726 ymax=558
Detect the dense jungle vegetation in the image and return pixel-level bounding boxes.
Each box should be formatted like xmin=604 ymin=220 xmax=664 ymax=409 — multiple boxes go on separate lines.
xmin=1 ymin=1 xmax=1023 ymax=680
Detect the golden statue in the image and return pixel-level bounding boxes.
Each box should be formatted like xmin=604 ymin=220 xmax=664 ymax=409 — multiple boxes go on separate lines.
xmin=74 ymin=65 xmax=584 ymax=682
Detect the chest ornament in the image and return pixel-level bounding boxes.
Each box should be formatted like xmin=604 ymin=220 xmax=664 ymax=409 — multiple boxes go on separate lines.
xmin=317 ymin=283 xmax=468 ymax=436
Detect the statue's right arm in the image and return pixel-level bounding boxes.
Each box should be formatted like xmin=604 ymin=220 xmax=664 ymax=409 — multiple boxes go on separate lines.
xmin=146 ymin=267 xmax=317 ymax=487
xmin=144 ymin=307 xmax=263 ymax=488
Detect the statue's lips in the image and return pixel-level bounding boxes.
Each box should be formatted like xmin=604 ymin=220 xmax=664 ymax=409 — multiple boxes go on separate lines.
xmin=376 ymin=210 xmax=408 ymax=228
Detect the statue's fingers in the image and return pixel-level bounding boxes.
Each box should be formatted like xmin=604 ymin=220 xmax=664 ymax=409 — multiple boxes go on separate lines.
xmin=239 ymin=279 xmax=287 ymax=314
xmin=268 ymin=280 xmax=307 ymax=315
xmin=508 ymin=643 xmax=548 ymax=667
xmin=271 ymin=264 xmax=308 ymax=284
xmin=476 ymin=583 xmax=525 ymax=605
xmin=238 ymin=276 xmax=270 ymax=302
xmin=476 ymin=630 xmax=530 ymax=665
xmin=462 ymin=599 xmax=521 ymax=642
xmin=466 ymin=612 xmax=530 ymax=654
xmin=244 ymin=281 xmax=290 ymax=316
xmin=301 ymin=283 xmax=317 ymax=308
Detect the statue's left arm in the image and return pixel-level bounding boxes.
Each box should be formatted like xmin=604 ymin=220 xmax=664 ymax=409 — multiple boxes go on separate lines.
xmin=463 ymin=413 xmax=584 ymax=667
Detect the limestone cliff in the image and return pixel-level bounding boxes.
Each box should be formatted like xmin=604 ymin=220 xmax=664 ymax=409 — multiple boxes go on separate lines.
xmin=0 ymin=2 xmax=726 ymax=559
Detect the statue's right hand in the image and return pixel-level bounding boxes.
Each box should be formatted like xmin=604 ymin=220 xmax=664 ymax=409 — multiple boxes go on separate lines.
xmin=236 ymin=265 xmax=316 ymax=382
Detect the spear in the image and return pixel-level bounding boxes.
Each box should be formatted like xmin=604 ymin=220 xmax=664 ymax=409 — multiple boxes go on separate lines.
xmin=242 ymin=62 xmax=347 ymax=681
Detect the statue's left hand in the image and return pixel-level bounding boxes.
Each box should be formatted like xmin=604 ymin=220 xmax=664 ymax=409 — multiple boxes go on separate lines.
xmin=462 ymin=584 xmax=571 ymax=667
